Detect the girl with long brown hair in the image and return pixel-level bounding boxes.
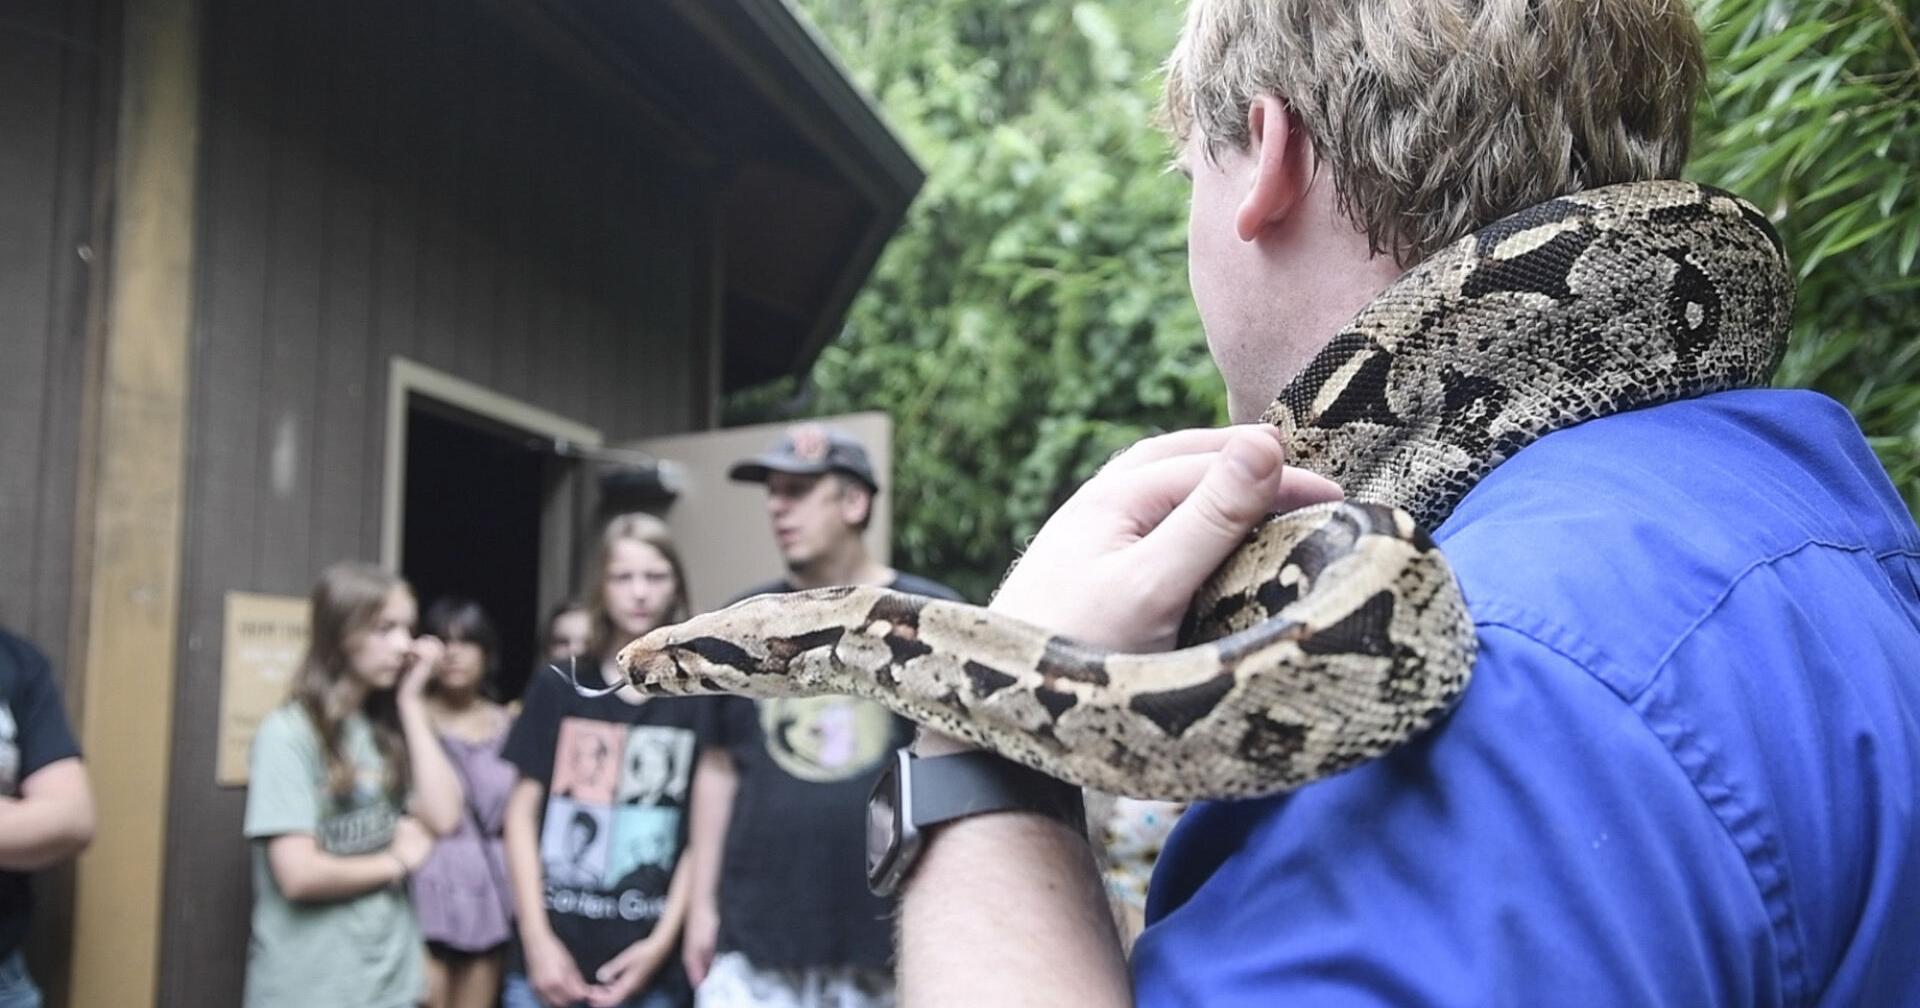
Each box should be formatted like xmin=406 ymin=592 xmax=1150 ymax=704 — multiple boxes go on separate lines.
xmin=501 ymin=514 xmax=721 ymax=1008
xmin=242 ymin=561 xmax=464 ymax=1008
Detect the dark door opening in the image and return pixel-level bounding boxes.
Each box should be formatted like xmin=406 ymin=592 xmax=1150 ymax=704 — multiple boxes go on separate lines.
xmin=402 ymin=398 xmax=552 ymax=702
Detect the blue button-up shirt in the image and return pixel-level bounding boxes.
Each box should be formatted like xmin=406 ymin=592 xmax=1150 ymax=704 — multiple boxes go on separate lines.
xmin=1135 ymin=390 xmax=1920 ymax=1006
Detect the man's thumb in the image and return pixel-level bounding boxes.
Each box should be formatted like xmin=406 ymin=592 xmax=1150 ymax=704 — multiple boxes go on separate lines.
xmin=1139 ymin=428 xmax=1286 ymax=583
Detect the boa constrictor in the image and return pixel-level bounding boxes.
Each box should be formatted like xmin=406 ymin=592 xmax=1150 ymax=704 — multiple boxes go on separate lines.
xmin=616 ymin=180 xmax=1792 ymax=801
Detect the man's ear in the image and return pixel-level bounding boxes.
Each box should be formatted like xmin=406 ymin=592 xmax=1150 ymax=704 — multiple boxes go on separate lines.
xmin=838 ymin=479 xmax=873 ymax=528
xmin=1236 ymin=94 xmax=1311 ymax=242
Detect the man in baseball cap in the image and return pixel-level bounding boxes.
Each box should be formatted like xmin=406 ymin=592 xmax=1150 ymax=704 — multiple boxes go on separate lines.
xmin=725 ymin=423 xmax=881 ymax=497
xmin=724 ymin=423 xmax=885 ymax=580
xmin=682 ymin=422 xmax=963 ymax=1006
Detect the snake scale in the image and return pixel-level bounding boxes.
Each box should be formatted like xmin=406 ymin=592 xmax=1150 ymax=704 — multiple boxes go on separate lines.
xmin=617 ymin=180 xmax=1792 ymax=801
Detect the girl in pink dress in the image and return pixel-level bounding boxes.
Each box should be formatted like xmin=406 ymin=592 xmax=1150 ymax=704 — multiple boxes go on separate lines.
xmin=410 ymin=598 xmax=517 ymax=1008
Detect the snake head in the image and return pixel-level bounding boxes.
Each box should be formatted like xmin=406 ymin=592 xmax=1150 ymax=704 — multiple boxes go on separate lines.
xmin=616 ymin=620 xmax=761 ymax=697
xmin=616 ymin=592 xmax=844 ymax=699
xmin=615 ymin=624 xmax=701 ymax=695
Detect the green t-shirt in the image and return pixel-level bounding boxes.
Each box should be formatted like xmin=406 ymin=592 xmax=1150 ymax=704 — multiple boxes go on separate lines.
xmin=242 ymin=704 xmax=422 ymax=1008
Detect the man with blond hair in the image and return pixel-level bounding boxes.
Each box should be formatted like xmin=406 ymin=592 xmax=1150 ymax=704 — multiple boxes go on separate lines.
xmin=883 ymin=0 xmax=1920 ymax=1004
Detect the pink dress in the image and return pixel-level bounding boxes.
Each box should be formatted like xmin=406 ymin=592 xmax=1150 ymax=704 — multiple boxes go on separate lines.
xmin=409 ymin=716 xmax=517 ymax=953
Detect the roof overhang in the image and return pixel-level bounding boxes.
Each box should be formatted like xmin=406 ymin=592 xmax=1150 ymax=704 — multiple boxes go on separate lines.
xmin=498 ymin=0 xmax=923 ymax=392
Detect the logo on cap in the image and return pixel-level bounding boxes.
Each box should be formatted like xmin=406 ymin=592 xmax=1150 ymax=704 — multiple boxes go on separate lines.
xmin=788 ymin=423 xmax=831 ymax=464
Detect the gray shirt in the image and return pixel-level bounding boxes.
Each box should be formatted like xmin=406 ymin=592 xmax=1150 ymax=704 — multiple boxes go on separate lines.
xmin=242 ymin=704 xmax=422 ymax=1008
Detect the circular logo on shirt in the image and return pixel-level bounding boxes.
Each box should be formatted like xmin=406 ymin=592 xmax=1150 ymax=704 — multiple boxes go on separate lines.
xmin=760 ymin=697 xmax=894 ymax=783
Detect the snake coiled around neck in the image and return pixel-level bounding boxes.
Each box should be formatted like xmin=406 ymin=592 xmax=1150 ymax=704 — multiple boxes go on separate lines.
xmin=616 ymin=180 xmax=1792 ymax=802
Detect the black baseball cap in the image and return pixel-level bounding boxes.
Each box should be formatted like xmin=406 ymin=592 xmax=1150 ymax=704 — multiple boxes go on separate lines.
xmin=728 ymin=423 xmax=880 ymax=494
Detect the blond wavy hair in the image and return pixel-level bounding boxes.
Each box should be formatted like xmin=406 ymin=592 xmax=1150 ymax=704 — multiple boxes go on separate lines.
xmin=1162 ymin=0 xmax=1706 ymax=262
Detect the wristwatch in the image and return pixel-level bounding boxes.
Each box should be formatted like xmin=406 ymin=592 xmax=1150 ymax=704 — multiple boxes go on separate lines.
xmin=865 ymin=746 xmax=1086 ymax=897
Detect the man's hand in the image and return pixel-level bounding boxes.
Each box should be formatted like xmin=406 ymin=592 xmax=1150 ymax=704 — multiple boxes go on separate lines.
xmin=587 ymin=935 xmax=670 ymax=1006
xmin=900 ymin=425 xmax=1343 ymax=1008
xmin=991 ymin=424 xmax=1341 ymax=651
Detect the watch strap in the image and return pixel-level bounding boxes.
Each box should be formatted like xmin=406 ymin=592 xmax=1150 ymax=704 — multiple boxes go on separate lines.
xmin=907 ymin=750 xmax=1085 ymax=834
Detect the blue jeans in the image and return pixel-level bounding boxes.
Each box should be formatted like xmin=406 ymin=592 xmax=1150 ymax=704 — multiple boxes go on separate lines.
xmin=0 ymin=952 xmax=41 ymax=1008
xmin=502 ymin=972 xmax=678 ymax=1008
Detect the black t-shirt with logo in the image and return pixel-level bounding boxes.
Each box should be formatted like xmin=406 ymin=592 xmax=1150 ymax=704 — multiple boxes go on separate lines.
xmin=501 ymin=662 xmax=720 ymax=1000
xmin=713 ymin=573 xmax=965 ymax=970
xmin=0 ymin=630 xmax=82 ymax=960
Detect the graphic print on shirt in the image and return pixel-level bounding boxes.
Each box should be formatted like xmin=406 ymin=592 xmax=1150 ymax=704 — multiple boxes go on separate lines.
xmin=617 ymin=725 xmax=693 ymax=806
xmin=319 ymin=760 xmax=398 ymax=856
xmin=759 ymin=697 xmax=893 ymax=783
xmin=542 ymin=718 xmax=693 ymax=922
xmin=0 ymin=702 xmax=17 ymax=795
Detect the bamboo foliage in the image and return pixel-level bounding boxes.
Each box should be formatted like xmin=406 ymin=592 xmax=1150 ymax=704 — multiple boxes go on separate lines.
xmin=1691 ymin=0 xmax=1920 ymax=507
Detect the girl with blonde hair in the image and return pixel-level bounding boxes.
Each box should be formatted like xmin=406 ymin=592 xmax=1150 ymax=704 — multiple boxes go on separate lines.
xmin=502 ymin=514 xmax=719 ymax=1008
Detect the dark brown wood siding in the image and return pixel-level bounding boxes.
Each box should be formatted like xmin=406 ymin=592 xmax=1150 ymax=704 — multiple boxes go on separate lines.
xmin=158 ymin=0 xmax=714 ymax=1001
xmin=0 ymin=3 xmax=117 ymax=1003
xmin=0 ymin=0 xmax=114 ymax=688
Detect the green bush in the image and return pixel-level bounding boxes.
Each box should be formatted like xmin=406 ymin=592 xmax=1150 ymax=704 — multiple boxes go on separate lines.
xmin=731 ymin=0 xmax=1209 ymax=601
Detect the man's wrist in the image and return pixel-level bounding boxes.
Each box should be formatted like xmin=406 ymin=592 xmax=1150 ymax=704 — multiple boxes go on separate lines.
xmin=870 ymin=746 xmax=1089 ymax=896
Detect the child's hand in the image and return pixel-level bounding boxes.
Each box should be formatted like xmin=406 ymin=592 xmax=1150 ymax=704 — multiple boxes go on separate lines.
xmin=525 ymin=929 xmax=590 ymax=1005
xmin=683 ymin=899 xmax=720 ymax=986
xmin=387 ymin=815 xmax=434 ymax=875
xmin=398 ymin=636 xmax=445 ymax=702
xmin=587 ymin=935 xmax=669 ymax=1006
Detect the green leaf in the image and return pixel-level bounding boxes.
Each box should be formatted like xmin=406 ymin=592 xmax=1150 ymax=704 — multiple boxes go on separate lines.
xmin=1897 ymin=218 xmax=1920 ymax=276
xmin=1071 ymin=3 xmax=1121 ymax=54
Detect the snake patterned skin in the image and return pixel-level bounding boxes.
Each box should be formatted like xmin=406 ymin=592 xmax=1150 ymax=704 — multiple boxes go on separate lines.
xmin=616 ymin=180 xmax=1792 ymax=801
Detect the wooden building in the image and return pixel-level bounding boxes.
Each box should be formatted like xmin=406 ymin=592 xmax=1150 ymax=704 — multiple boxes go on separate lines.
xmin=0 ymin=0 xmax=920 ymax=1002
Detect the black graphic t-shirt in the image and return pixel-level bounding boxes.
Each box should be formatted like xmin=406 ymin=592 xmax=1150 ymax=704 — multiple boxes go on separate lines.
xmin=502 ymin=662 xmax=718 ymax=996
xmin=0 ymin=630 xmax=82 ymax=960
xmin=712 ymin=573 xmax=965 ymax=970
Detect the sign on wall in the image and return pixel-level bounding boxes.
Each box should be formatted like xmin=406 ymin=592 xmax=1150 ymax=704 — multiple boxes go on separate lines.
xmin=216 ymin=592 xmax=308 ymax=786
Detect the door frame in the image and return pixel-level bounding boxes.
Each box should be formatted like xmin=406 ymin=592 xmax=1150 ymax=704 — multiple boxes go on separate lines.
xmin=380 ymin=356 xmax=603 ymax=618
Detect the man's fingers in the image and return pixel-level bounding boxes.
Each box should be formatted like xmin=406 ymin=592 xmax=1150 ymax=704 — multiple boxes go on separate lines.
xmin=1100 ymin=425 xmax=1277 ymax=476
xmin=1275 ymin=466 xmax=1344 ymax=512
xmin=1099 ymin=454 xmax=1219 ymax=531
xmin=1135 ymin=427 xmax=1287 ymax=586
xmin=1088 ymin=431 xmax=1330 ymax=535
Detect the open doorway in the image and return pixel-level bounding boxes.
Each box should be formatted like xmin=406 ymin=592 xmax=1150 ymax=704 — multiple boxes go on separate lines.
xmin=402 ymin=401 xmax=551 ymax=700
xmin=384 ymin=358 xmax=605 ymax=702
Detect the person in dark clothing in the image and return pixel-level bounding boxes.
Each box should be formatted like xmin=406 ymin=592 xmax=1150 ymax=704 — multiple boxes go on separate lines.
xmin=503 ymin=514 xmax=722 ymax=1008
xmin=682 ymin=425 xmax=962 ymax=1008
xmin=0 ymin=629 xmax=95 ymax=1008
